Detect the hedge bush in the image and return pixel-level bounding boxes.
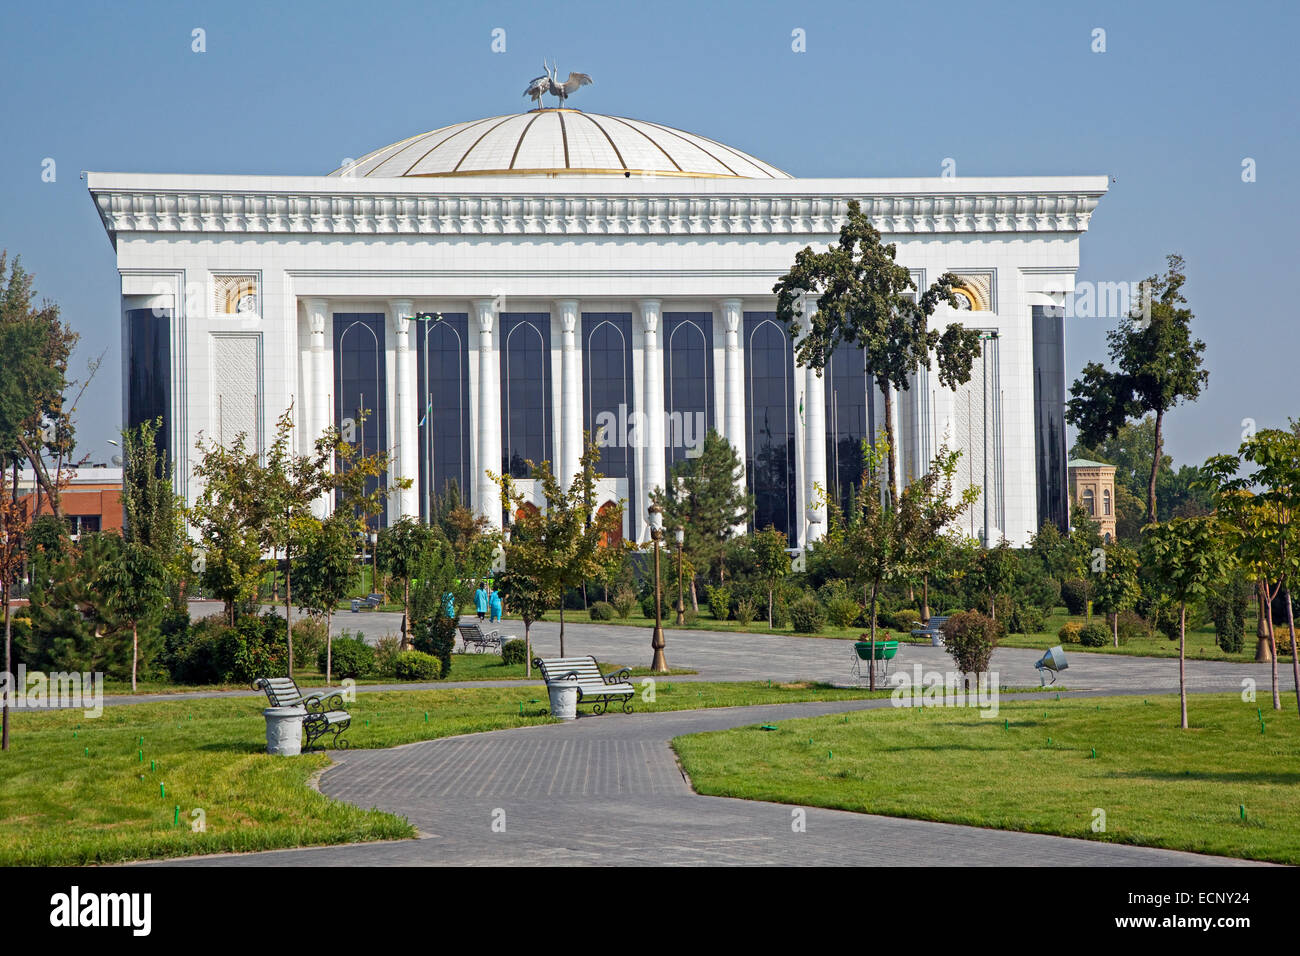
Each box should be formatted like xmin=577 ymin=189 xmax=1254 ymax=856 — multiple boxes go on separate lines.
xmin=611 ymin=587 xmax=637 ymax=620
xmin=825 ymin=595 xmax=862 ymax=629
xmin=320 ymin=634 xmax=374 ymax=679
xmin=1008 ymin=603 xmax=1045 ymax=636
xmin=1116 ymin=610 xmax=1151 ymax=644
xmin=413 ymin=613 xmax=456 ymax=679
xmin=393 ymin=650 xmax=441 ymax=681
xmin=734 ymin=598 xmax=757 ymax=627
xmin=1061 ymin=578 xmax=1089 ymax=616
xmin=1058 ymin=621 xmax=1084 ymax=645
xmin=941 ymin=611 xmax=1001 ymax=676
xmin=1078 ymin=622 xmax=1111 ymax=648
xmin=886 ymin=608 xmax=922 ymax=631
xmin=706 ymin=584 xmax=732 ymax=621
xmin=501 ymin=638 xmax=528 ymax=666
xmin=590 ymin=601 xmax=616 ymax=622
xmin=789 ymin=596 xmax=826 ymax=634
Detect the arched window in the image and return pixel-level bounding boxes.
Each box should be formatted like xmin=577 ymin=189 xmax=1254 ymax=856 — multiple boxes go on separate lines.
xmin=826 ymin=342 xmax=870 ymax=513
xmin=597 ymin=501 xmax=622 ymax=548
xmin=583 ymin=315 xmax=632 ymax=480
xmin=665 ymin=314 xmax=712 ymax=472
xmin=1103 ymin=488 xmax=1112 ymax=516
xmin=745 ymin=314 xmax=796 ymax=535
xmin=1082 ymin=488 xmax=1095 ymax=516
xmin=417 ymin=314 xmax=470 ymax=520
xmin=501 ymin=315 xmax=551 ymax=479
xmin=335 ymin=313 xmax=388 ymax=527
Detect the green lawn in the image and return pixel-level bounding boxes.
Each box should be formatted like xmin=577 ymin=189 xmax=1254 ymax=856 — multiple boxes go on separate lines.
xmin=0 ymin=679 xmax=893 ymax=865
xmin=673 ymin=692 xmax=1300 ymax=864
xmin=550 ymin=605 xmax=1278 ymax=664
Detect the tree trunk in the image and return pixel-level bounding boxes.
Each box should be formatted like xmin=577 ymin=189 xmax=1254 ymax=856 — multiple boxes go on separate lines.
xmin=869 ymin=580 xmax=879 ymax=692
xmin=1268 ymin=581 xmax=1281 ymax=710
xmin=326 ymin=609 xmax=333 ymax=684
xmin=131 ymin=621 xmax=138 ymax=693
xmin=881 ymin=385 xmax=898 ymax=507
xmin=690 ymin=577 xmax=699 ymax=613
xmin=559 ymin=604 xmax=566 ymax=658
xmin=3 ymin=578 xmax=10 ymax=751
xmin=1179 ymin=601 xmax=1188 ymax=729
xmin=921 ymin=572 xmax=930 ymax=623
xmin=767 ymin=586 xmax=774 ymax=629
xmin=1112 ymin=611 xmax=1118 ymax=648
xmin=1256 ymin=578 xmax=1273 ymax=663
xmin=1147 ymin=408 xmax=1164 ymax=525
xmin=1287 ymin=584 xmax=1300 ymax=719
xmin=402 ymin=578 xmax=411 ymax=650
xmin=284 ymin=547 xmax=294 ymax=678
xmin=524 ymin=621 xmax=531 ymax=678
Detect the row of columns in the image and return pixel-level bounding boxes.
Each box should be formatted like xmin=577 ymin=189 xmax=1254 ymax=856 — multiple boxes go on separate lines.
xmin=299 ymin=296 xmax=828 ymax=546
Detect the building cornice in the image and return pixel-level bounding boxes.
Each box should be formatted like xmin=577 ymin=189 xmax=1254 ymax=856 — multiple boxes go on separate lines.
xmin=87 ymin=173 xmax=1106 ymax=241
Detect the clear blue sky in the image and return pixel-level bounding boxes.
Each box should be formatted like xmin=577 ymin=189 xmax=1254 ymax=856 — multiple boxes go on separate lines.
xmin=2 ymin=0 xmax=1296 ymax=469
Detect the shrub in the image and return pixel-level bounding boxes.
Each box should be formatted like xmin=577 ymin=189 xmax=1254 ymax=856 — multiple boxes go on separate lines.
xmin=1058 ymin=621 xmax=1084 ymax=644
xmin=1208 ymin=589 xmax=1247 ymax=655
xmin=217 ymin=613 xmax=290 ymax=684
xmin=734 ymin=598 xmax=757 ymax=628
xmin=292 ymin=616 xmax=328 ymax=666
xmin=589 ymin=601 xmax=616 ymax=622
xmin=640 ymin=590 xmax=670 ymax=621
xmin=682 ymin=607 xmax=697 ymax=625
xmin=501 ymin=638 xmax=528 ymax=666
xmin=323 ymin=634 xmax=375 ymax=679
xmin=706 ymin=585 xmax=732 ymax=621
xmin=1078 ymin=622 xmax=1110 ymax=648
xmin=1061 ymin=578 xmax=1089 ymax=616
xmin=413 ymin=613 xmax=456 ymax=679
xmin=393 ymin=650 xmax=441 ymax=681
xmin=373 ymin=634 xmax=402 ymax=677
xmin=1021 ymin=573 xmax=1062 ymax=612
xmin=886 ymin=608 xmax=922 ymax=631
xmin=1008 ymin=603 xmax=1045 ymax=636
xmin=789 ymin=596 xmax=826 ymax=634
xmin=1115 ymin=610 xmax=1151 ymax=645
xmin=162 ymin=613 xmax=224 ymax=684
xmin=825 ymin=595 xmax=863 ymax=629
xmin=941 ymin=611 xmax=1001 ymax=676
xmin=611 ymin=587 xmax=637 ymax=620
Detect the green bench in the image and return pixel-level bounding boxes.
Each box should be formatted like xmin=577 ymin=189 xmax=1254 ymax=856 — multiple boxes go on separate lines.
xmin=851 ymin=640 xmax=899 ymax=683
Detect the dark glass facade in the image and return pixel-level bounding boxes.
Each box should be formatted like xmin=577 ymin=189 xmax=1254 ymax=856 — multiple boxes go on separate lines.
xmin=582 ymin=313 xmax=632 ymax=481
xmin=663 ymin=312 xmax=713 ymax=473
xmin=500 ymin=313 xmax=552 ymax=478
xmin=824 ymin=341 xmax=872 ymax=512
xmin=1032 ymin=306 xmax=1069 ymax=532
xmin=333 ymin=313 xmax=388 ymax=528
xmin=125 ymin=308 xmax=171 ymax=467
xmin=744 ymin=312 xmax=796 ymax=535
xmin=415 ymin=313 xmax=470 ymax=518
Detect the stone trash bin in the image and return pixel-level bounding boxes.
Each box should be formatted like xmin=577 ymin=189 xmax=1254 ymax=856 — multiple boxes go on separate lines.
xmin=546 ymin=678 xmax=580 ymax=721
xmin=264 ymin=705 xmax=307 ymax=755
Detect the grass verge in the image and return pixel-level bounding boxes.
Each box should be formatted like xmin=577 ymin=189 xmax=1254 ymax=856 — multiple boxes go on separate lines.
xmin=672 ymin=692 xmax=1300 ymax=864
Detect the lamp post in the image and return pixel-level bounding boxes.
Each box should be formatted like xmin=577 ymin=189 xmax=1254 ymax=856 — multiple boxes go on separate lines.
xmin=369 ymin=530 xmax=378 ymax=595
xmin=648 ymin=504 xmax=667 ymax=672
xmin=674 ymin=526 xmax=685 ymax=626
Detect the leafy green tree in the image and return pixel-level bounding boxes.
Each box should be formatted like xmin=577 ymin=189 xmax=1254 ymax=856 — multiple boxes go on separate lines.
xmin=1066 ymin=255 xmax=1208 ymax=524
xmin=101 ymin=541 xmax=166 ymax=692
xmin=1205 ymin=429 xmax=1300 ymax=714
xmin=496 ymin=569 xmax=549 ymax=677
xmin=376 ymin=517 xmax=436 ymax=649
xmin=1092 ymin=543 xmax=1142 ymax=647
xmin=1142 ymin=516 xmax=1231 ymax=728
xmin=910 ymin=445 xmax=981 ymax=621
xmin=25 ymin=532 xmax=129 ymax=677
xmin=187 ymin=432 xmax=264 ymax=624
xmin=749 ymin=526 xmax=791 ymax=629
xmin=650 ymin=429 xmax=752 ymax=588
xmin=1068 ymin=501 xmax=1105 ymax=622
xmin=773 ymin=202 xmax=983 ymax=505
xmin=294 ymin=513 xmax=359 ymax=681
xmin=120 ymin=417 xmax=187 ymax=608
xmin=494 ymin=440 xmax=624 ymax=657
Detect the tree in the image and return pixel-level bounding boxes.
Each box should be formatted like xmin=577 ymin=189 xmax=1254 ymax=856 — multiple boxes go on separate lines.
xmin=773 ymin=201 xmax=983 ymax=505
xmin=25 ymin=532 xmax=129 ymax=679
xmin=101 ymin=541 xmax=166 ymax=692
xmin=376 ymin=518 xmax=436 ymax=649
xmin=650 ymin=429 xmax=752 ymax=589
xmin=749 ymin=526 xmax=790 ymax=629
xmin=1142 ymin=516 xmax=1230 ymax=728
xmin=494 ymin=440 xmax=624 ymax=657
xmin=1067 ymin=500 xmax=1104 ymax=622
xmin=1092 ymin=543 xmax=1142 ymax=647
xmin=0 ymin=452 xmax=33 ymax=750
xmin=496 ymin=569 xmax=548 ymax=677
xmin=913 ymin=445 xmax=980 ymax=620
xmin=1066 ymin=255 xmax=1208 ymax=525
xmin=971 ymin=539 xmax=1018 ymax=621
xmin=120 ymin=418 xmax=187 ymax=608
xmin=294 ymin=513 xmax=359 ymax=681
xmin=187 ymin=432 xmax=264 ymax=624
xmin=1205 ymin=429 xmax=1300 ymax=714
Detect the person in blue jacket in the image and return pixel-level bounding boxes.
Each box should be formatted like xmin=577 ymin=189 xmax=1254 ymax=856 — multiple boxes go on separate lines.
xmin=443 ymin=590 xmax=456 ymax=620
xmin=474 ymin=581 xmax=490 ymax=621
xmin=490 ymin=587 xmax=503 ymax=623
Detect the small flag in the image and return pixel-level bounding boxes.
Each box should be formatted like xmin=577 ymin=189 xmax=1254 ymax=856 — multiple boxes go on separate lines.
xmin=418 ymin=400 xmax=433 ymax=428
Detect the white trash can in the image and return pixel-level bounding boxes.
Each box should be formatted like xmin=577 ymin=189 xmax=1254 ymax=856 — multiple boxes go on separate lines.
xmin=547 ymin=679 xmax=580 ymax=721
xmin=264 ymin=705 xmax=307 ymax=755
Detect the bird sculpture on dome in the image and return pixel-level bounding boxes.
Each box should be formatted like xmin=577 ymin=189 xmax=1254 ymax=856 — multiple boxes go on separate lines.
xmin=523 ymin=60 xmax=592 ymax=109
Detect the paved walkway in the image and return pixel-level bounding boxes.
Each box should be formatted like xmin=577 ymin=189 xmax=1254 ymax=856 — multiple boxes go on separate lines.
xmin=166 ymin=694 xmax=1261 ymax=867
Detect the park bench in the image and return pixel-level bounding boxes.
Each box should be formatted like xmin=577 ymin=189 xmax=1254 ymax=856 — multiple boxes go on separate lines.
xmin=254 ymin=677 xmax=352 ymax=750
xmin=350 ymin=592 xmax=384 ymax=613
xmin=911 ymin=615 xmax=949 ymax=646
xmin=533 ymin=656 xmax=635 ymax=715
xmin=457 ymin=622 xmax=509 ymax=653
xmin=851 ymin=640 xmax=899 ymax=684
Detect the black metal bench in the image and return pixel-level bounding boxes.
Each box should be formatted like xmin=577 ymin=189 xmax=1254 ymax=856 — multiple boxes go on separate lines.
xmin=254 ymin=677 xmax=352 ymax=750
xmin=533 ymin=656 xmax=635 ymax=715
xmin=350 ymin=592 xmax=384 ymax=612
xmin=457 ymin=623 xmax=508 ymax=653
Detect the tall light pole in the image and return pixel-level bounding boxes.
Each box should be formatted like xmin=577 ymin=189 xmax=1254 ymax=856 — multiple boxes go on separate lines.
xmin=648 ymin=503 xmax=667 ymax=672
xmin=674 ymin=526 xmax=685 ymax=626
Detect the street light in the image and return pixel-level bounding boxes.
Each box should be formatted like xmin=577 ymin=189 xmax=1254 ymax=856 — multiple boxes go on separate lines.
xmin=369 ymin=530 xmax=378 ymax=595
xmin=674 ymin=526 xmax=685 ymax=626
xmin=648 ymin=503 xmax=667 ymax=672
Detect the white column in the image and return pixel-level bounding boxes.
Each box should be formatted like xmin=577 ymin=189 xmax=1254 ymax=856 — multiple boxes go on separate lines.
xmin=805 ymin=361 xmax=828 ymax=544
xmin=720 ymin=298 xmax=747 ymax=521
xmin=557 ymin=299 xmax=582 ymax=488
xmin=474 ymin=299 xmax=502 ymax=529
xmin=305 ymin=297 xmax=331 ymax=518
xmin=640 ymin=299 xmax=666 ymax=503
xmin=391 ymin=299 xmax=417 ymax=521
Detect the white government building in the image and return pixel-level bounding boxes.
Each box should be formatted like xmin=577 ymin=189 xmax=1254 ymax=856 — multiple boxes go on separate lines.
xmin=88 ymin=105 xmax=1106 ymax=548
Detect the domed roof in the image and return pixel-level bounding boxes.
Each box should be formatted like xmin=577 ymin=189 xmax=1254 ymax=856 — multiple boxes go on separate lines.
xmin=330 ymin=109 xmax=791 ymax=180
